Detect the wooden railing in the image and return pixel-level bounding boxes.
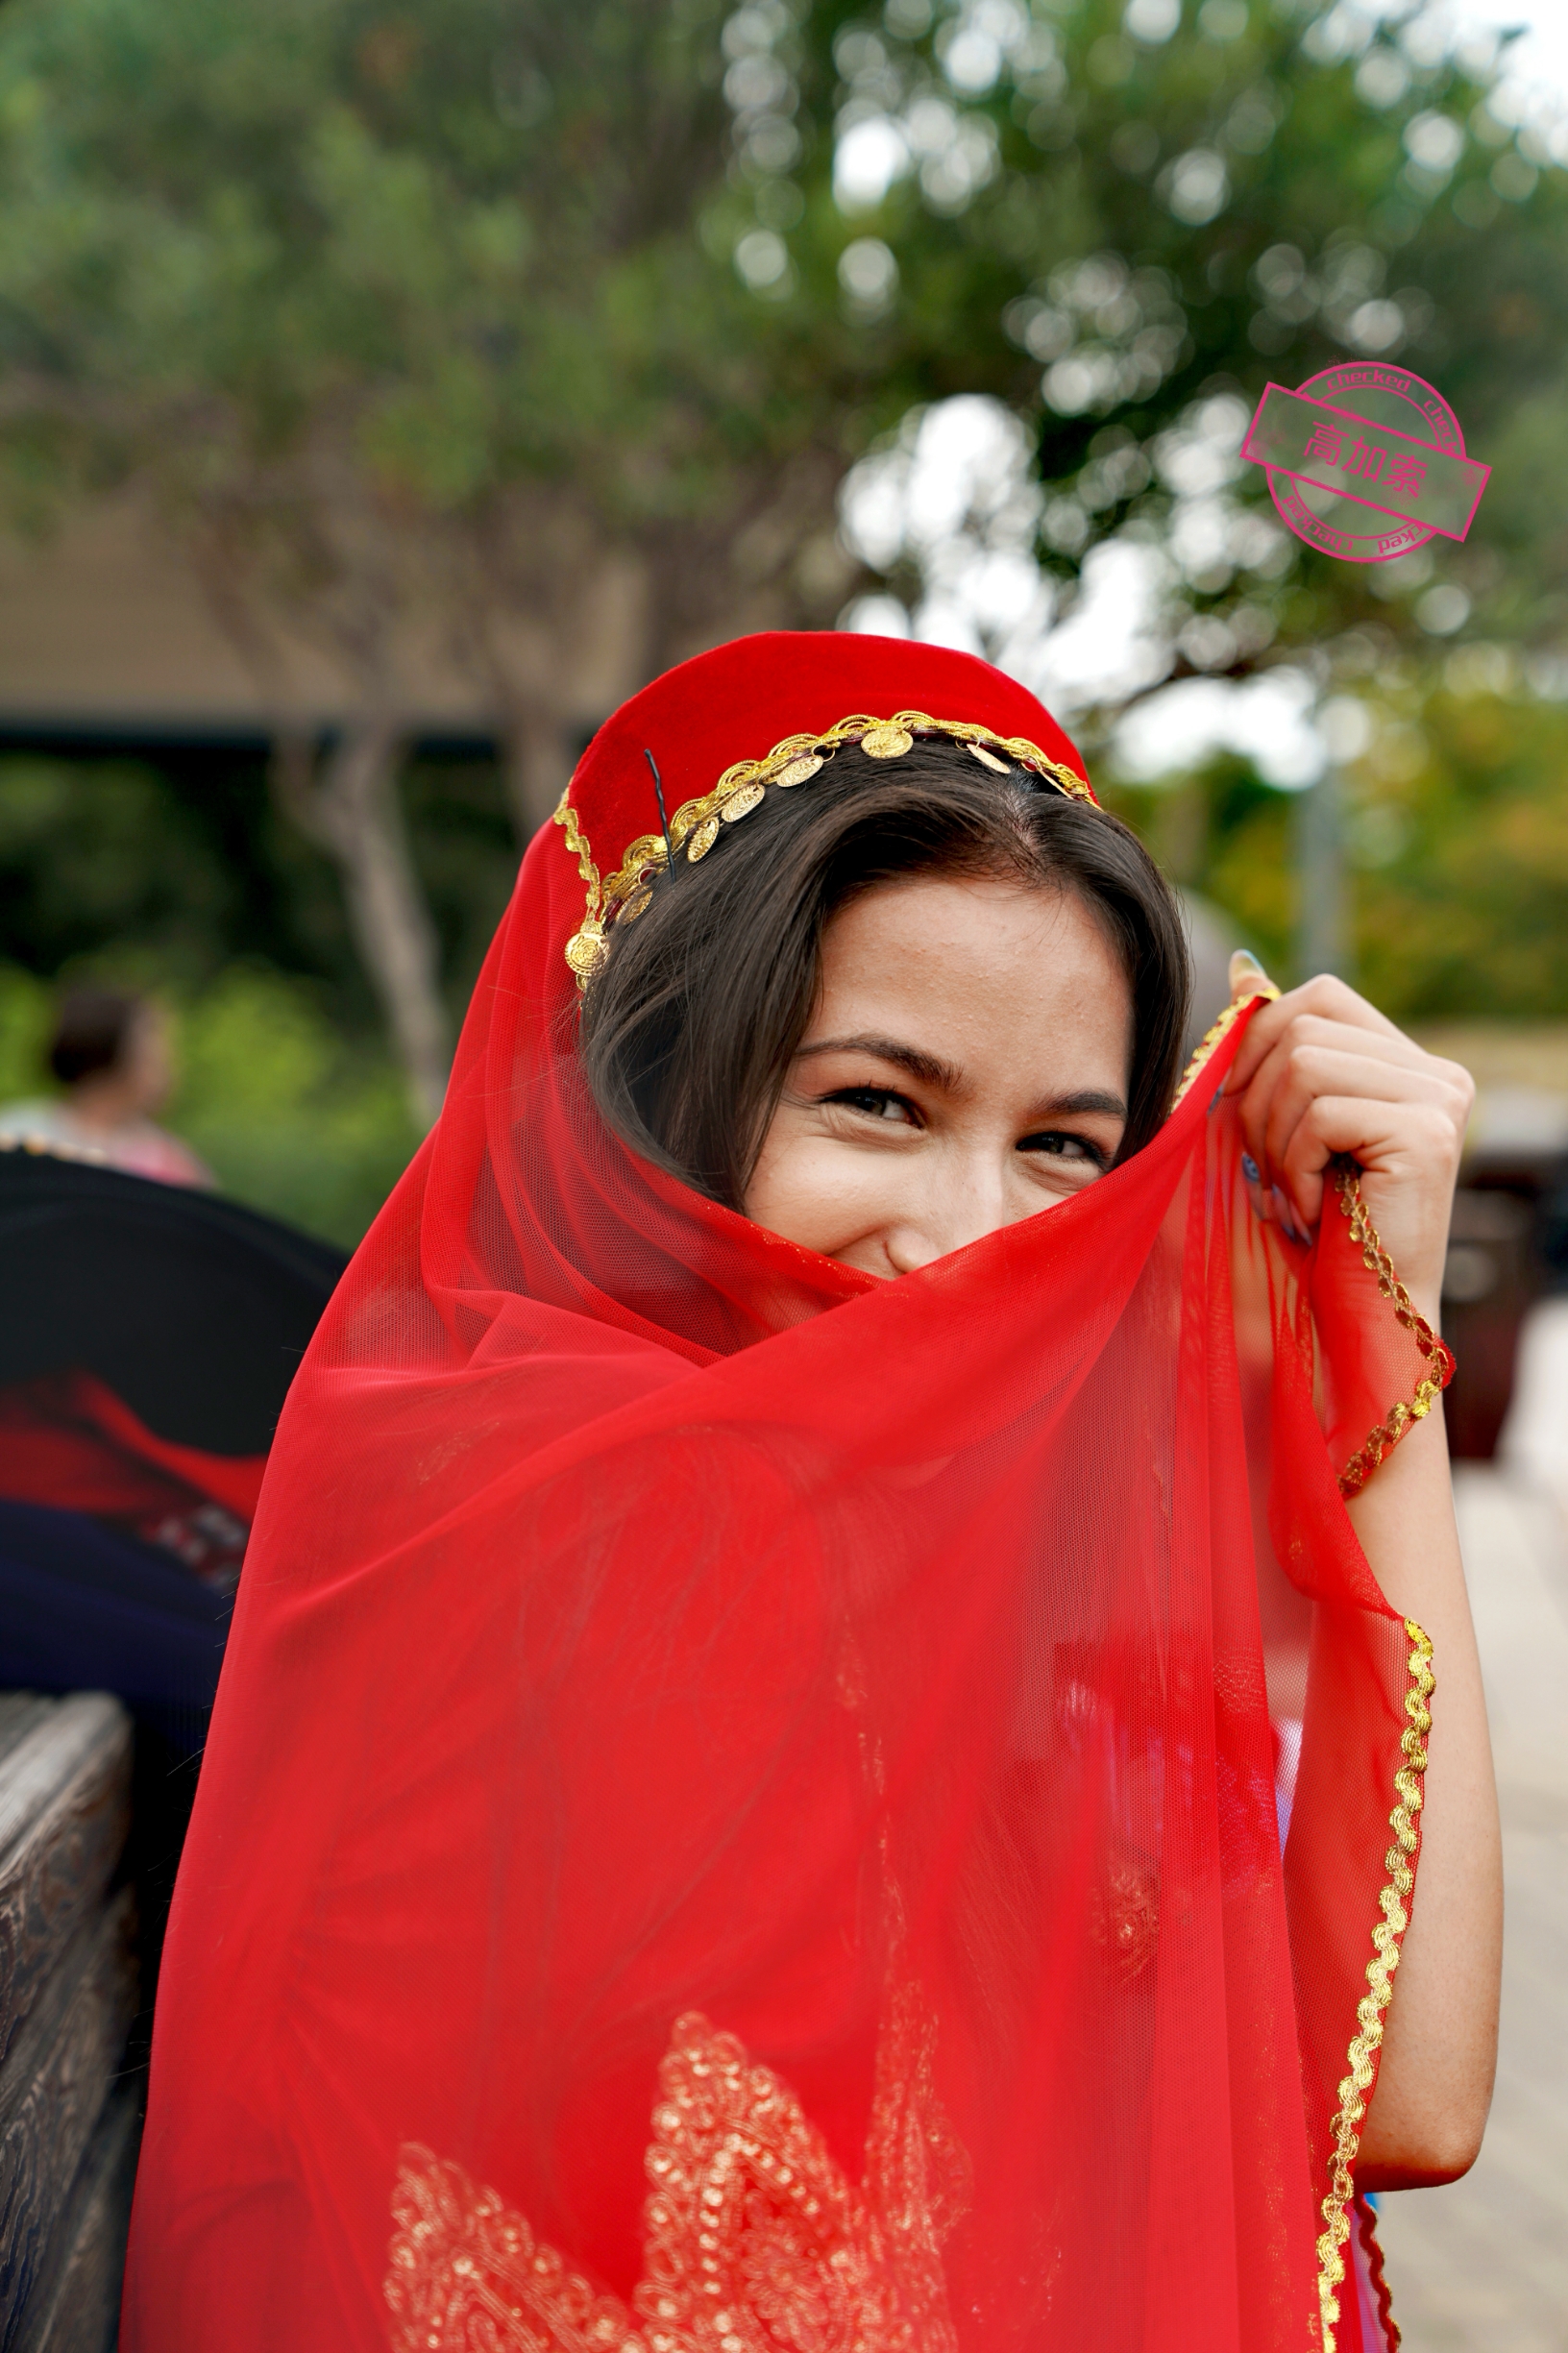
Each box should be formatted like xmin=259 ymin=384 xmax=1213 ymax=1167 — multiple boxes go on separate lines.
xmin=0 ymin=1692 xmax=137 ymax=2353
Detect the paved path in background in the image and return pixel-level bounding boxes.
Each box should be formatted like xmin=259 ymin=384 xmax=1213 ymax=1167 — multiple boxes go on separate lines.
xmin=1375 ymin=1466 xmax=1568 ymax=2353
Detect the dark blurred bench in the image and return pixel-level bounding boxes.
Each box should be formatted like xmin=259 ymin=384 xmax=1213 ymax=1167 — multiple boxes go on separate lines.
xmin=0 ymin=1692 xmax=137 ymax=2353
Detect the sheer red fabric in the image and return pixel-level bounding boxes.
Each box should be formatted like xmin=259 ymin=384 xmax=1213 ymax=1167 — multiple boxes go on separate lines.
xmin=124 ymin=635 xmax=1436 ymax=2353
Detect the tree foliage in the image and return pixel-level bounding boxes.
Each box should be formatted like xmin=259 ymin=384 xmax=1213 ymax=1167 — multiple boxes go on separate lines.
xmin=0 ymin=0 xmax=831 ymax=1112
xmin=1109 ymin=662 xmax=1568 ymax=1016
xmin=10 ymin=0 xmax=1557 ymax=746
xmin=734 ymin=0 xmax=1568 ymax=688
xmin=0 ymin=0 xmax=844 ymax=739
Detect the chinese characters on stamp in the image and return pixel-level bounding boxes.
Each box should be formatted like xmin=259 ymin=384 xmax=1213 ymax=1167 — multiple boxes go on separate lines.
xmin=1241 ymin=364 xmax=1488 ymax=566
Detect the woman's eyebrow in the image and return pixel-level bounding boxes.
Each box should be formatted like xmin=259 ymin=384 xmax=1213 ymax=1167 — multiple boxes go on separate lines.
xmin=795 ymin=1034 xmax=961 ymax=1091
xmin=1027 ymin=1090 xmax=1128 ymax=1121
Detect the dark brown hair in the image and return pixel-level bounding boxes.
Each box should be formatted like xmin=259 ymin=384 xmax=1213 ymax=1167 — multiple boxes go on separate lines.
xmin=580 ymin=736 xmax=1190 ymax=1209
xmin=49 ymin=987 xmax=144 ymax=1087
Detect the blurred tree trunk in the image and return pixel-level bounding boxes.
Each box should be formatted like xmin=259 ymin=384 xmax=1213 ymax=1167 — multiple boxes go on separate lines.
xmin=451 ymin=514 xmax=644 ymax=851
xmin=500 ymin=699 xmax=576 ymax=843
xmin=270 ymin=723 xmax=451 ymax=1127
xmin=189 ymin=524 xmax=453 ymax=1124
xmin=1297 ymin=767 xmax=1349 ymax=984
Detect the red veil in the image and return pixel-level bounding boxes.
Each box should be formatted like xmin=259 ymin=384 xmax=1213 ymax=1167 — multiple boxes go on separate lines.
xmin=124 ymin=635 xmax=1443 ymax=2353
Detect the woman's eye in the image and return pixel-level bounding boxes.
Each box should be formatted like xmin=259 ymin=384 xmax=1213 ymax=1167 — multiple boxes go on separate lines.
xmin=1019 ymin=1130 xmax=1108 ymax=1168
xmin=824 ymin=1088 xmax=919 ymax=1126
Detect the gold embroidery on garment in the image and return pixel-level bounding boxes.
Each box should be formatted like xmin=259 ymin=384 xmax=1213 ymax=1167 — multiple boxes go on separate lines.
xmin=1314 ymin=1618 xmax=1433 ymax=2353
xmin=384 ymin=1988 xmax=969 ymax=2353
xmin=1091 ymin=1863 xmax=1160 ymax=1985
xmin=553 ymin=709 xmax=1097 ymax=985
xmin=1333 ymin=1171 xmax=1456 ymax=1500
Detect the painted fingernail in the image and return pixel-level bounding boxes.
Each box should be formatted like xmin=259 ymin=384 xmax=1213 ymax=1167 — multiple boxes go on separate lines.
xmin=1272 ymin=1188 xmax=1308 ymax=1242
xmin=1229 ymin=949 xmax=1276 ymax=1001
xmin=1241 ymin=1153 xmax=1261 ymax=1183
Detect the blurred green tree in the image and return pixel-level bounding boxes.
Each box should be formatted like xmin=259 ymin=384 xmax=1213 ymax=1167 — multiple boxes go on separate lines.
xmin=0 ymin=738 xmax=518 ymax=1237
xmin=0 ymin=0 xmax=826 ymax=1115
xmin=760 ymin=0 xmax=1568 ymax=682
xmin=1330 ymin=667 xmax=1568 ymax=1021
xmin=170 ymin=964 xmax=421 ymax=1243
xmin=1108 ymin=663 xmax=1568 ymax=1017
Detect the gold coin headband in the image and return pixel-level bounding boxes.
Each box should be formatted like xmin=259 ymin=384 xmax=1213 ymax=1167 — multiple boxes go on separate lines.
xmin=554 ymin=709 xmax=1096 ymax=986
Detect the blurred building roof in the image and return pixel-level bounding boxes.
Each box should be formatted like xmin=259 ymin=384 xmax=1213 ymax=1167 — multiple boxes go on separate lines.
xmin=1415 ymin=1024 xmax=1568 ymax=1164
xmin=0 ymin=495 xmax=643 ymax=738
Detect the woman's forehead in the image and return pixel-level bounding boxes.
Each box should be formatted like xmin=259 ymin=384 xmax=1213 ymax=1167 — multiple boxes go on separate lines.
xmin=812 ymin=879 xmax=1134 ymax=1071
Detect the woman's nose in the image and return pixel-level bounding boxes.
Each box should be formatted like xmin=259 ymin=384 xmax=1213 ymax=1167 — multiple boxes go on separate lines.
xmin=883 ymin=1153 xmax=1015 ymax=1273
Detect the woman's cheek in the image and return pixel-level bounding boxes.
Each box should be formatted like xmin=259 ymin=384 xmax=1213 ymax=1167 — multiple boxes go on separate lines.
xmin=749 ymin=1133 xmax=900 ymax=1258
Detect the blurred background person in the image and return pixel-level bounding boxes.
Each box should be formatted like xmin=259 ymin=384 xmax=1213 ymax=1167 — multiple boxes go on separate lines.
xmin=0 ymin=986 xmax=211 ymax=1186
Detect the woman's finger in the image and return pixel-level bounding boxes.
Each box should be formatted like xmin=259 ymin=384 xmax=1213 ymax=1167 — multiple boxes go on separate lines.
xmin=1233 ymin=1023 xmax=1470 ymax=1181
xmin=1274 ymin=1096 xmax=1463 ymax=1303
xmin=1244 ymin=1092 xmax=1452 ymax=1238
xmin=1241 ymin=1015 xmax=1462 ymax=1122
xmin=1225 ymin=974 xmax=1402 ymax=1096
xmin=1233 ymin=1036 xmax=1450 ymax=1189
xmin=1251 ymin=1043 xmax=1470 ymax=1189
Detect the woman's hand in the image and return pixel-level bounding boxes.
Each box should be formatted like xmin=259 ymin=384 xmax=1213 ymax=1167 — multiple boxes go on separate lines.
xmin=1222 ymin=969 xmax=1474 ymax=1322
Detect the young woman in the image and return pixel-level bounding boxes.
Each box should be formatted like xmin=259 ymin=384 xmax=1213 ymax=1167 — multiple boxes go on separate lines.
xmin=123 ymin=633 xmax=1500 ymax=2353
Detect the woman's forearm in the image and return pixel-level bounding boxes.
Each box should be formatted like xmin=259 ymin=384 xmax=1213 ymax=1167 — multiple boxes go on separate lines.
xmin=1221 ymin=970 xmax=1494 ymax=2183
xmin=1343 ymin=1399 xmax=1503 ymax=2189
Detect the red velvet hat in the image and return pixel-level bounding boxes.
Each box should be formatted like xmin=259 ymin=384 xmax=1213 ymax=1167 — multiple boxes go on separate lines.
xmin=550 ymin=630 xmax=1096 ymax=986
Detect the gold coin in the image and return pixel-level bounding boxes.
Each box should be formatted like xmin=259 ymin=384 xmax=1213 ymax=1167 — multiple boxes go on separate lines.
xmin=619 ymin=885 xmax=652 ymax=922
xmin=968 ymin=742 xmax=1011 ymax=772
xmin=564 ymin=927 xmax=608 ymax=976
xmin=721 ymin=781 xmax=767 ymax=821
xmin=686 ymin=814 xmax=722 ymax=861
xmin=774 ymin=753 xmax=823 ymax=788
xmin=860 ymin=723 xmax=915 ymax=759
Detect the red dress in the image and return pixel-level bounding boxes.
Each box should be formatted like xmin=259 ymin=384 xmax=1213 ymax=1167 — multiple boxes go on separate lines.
xmin=124 ymin=633 xmax=1438 ymax=2352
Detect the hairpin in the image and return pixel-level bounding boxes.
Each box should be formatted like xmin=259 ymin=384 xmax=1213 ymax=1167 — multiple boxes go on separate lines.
xmin=643 ymin=748 xmax=674 ymax=871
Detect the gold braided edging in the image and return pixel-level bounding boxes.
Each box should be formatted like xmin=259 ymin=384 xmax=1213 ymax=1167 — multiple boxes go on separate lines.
xmin=1334 ymin=1170 xmax=1456 ymax=1501
xmin=553 ymin=797 xmax=600 ymax=924
xmin=1168 ymin=979 xmax=1281 ymax=1113
xmin=1315 ymin=1619 xmax=1433 ymax=2353
xmin=552 ymin=710 xmax=1095 ymax=985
